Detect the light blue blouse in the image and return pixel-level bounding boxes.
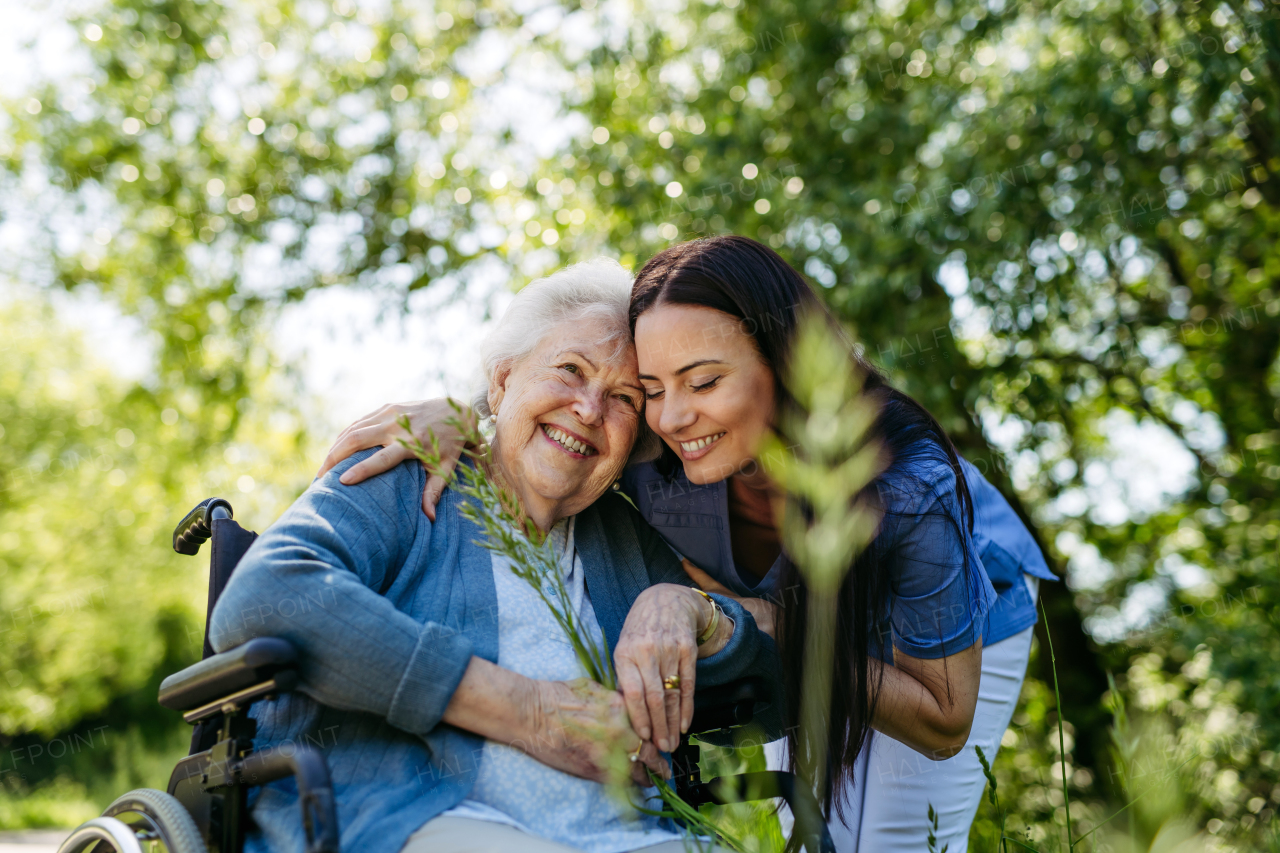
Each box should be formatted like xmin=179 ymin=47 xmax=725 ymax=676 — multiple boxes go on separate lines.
xmin=441 ymin=518 xmax=679 ymax=850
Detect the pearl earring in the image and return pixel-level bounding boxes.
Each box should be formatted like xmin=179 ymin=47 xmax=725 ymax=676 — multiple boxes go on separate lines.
xmin=489 ymin=414 xmax=497 ymax=423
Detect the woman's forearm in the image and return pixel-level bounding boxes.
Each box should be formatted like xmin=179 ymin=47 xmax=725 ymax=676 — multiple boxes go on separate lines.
xmin=869 ymin=642 xmax=982 ymax=760
xmin=441 ymin=656 xmax=537 ymax=746
xmin=443 ymin=659 xmax=667 ymax=783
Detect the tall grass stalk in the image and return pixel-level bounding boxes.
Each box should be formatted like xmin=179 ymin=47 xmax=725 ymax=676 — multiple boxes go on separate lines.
xmin=759 ymin=315 xmax=884 ymax=828
xmin=968 ymin=599 xmax=1080 ymax=853
xmin=928 ymin=802 xmax=950 ymax=853
xmin=1039 ymin=599 xmax=1075 ymax=850
xmin=975 ymin=746 xmax=1006 ymax=853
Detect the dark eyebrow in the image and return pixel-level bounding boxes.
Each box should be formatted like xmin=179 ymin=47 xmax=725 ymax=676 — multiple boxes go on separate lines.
xmin=638 ymin=359 xmax=725 ymax=382
xmin=675 ymin=359 xmax=726 ymax=376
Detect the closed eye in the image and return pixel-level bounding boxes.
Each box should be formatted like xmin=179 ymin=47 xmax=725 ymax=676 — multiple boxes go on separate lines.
xmin=644 ymin=389 xmax=664 ymax=401
xmin=693 ymin=376 xmax=721 ymax=392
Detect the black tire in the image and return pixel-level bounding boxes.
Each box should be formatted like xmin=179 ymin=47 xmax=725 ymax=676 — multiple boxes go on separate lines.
xmin=104 ymin=788 xmax=209 ymax=853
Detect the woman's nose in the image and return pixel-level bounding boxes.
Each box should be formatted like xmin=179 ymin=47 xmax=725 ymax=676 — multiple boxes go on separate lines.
xmin=571 ymin=387 xmax=607 ymax=426
xmin=658 ymin=391 xmax=696 ymax=436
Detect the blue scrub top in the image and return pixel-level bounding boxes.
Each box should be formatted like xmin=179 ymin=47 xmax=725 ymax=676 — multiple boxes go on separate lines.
xmin=622 ymin=446 xmax=1056 ymax=659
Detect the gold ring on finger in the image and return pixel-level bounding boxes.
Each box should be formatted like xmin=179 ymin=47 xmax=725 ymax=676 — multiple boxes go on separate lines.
xmin=662 ymin=674 xmax=681 ymax=691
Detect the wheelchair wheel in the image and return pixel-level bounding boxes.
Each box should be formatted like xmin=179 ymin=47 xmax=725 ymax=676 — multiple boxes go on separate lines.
xmin=98 ymin=788 xmax=209 ymax=853
xmin=56 ymin=816 xmax=144 ymax=853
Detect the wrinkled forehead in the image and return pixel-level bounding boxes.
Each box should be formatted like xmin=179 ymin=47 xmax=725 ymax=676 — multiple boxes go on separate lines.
xmin=533 ymin=313 xmax=638 ymax=372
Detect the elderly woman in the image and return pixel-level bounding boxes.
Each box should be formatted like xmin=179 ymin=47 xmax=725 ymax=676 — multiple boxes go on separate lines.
xmin=210 ymin=259 xmax=775 ymax=853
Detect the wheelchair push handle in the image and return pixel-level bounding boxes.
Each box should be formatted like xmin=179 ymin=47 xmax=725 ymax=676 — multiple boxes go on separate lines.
xmin=173 ymin=497 xmax=234 ymax=556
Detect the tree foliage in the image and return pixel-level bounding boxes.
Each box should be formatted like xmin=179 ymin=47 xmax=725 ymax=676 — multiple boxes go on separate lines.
xmin=2 ymin=0 xmax=1278 ymax=843
xmin=0 ymin=291 xmax=312 ymax=817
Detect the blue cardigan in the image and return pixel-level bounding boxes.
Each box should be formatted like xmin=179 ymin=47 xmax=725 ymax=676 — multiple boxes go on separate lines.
xmin=210 ymin=451 xmax=779 ymax=853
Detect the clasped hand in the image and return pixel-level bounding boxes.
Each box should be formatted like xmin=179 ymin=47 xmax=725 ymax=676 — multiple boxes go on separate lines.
xmin=521 ymin=678 xmax=668 ymax=787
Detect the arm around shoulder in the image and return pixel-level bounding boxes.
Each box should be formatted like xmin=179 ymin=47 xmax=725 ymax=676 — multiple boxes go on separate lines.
xmin=209 ymin=452 xmax=474 ymax=737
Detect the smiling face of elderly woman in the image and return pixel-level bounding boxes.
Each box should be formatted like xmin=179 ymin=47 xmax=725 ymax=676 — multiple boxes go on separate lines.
xmin=487 ymin=314 xmax=644 ymax=529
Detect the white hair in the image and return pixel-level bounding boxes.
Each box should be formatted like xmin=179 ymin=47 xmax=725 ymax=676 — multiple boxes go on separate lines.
xmin=471 ymin=258 xmax=662 ymax=465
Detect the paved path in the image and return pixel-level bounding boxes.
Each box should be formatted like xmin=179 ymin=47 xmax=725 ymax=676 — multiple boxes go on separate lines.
xmin=0 ymin=830 xmax=67 ymax=852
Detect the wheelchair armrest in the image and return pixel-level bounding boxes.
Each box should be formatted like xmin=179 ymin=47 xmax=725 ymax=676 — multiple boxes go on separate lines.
xmin=159 ymin=637 xmax=299 ymax=714
xmin=688 ymin=676 xmax=766 ymax=734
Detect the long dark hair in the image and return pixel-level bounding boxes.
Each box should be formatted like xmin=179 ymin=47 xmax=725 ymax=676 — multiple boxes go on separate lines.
xmin=629 ymin=235 xmax=976 ymax=816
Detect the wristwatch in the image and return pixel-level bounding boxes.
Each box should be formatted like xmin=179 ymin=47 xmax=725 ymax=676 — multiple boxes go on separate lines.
xmin=692 ymin=588 xmax=723 ymax=646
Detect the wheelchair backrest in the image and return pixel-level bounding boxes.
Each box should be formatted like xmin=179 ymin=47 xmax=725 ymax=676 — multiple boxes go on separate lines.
xmin=172 ymin=498 xmax=259 ymax=661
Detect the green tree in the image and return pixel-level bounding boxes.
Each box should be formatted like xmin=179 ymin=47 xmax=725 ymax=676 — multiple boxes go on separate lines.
xmin=0 ymin=290 xmax=312 ymax=824
xmin=3 ymin=0 xmax=496 ymax=422
xmin=4 ymin=0 xmax=1278 ymax=843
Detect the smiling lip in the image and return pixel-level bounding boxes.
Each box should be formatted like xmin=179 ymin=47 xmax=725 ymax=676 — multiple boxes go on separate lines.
xmin=541 ymin=423 xmax=598 ymax=457
xmin=678 ymin=431 xmax=726 ymax=460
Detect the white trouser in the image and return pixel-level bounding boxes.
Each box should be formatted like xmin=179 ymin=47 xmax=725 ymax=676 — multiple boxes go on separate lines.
xmin=401 ymin=817 xmax=730 ymax=852
xmin=768 ymin=578 xmax=1037 ymax=853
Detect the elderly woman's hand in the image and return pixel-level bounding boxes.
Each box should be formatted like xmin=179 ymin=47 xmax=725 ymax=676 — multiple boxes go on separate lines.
xmin=316 ymin=398 xmax=472 ymax=521
xmin=614 ymin=583 xmax=735 ymax=754
xmin=524 ymin=678 xmax=669 ymax=786
xmin=444 ymin=658 xmax=666 ymax=786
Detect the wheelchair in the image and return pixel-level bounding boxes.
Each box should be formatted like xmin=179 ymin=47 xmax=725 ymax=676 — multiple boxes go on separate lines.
xmin=57 ymin=498 xmax=834 ymax=853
